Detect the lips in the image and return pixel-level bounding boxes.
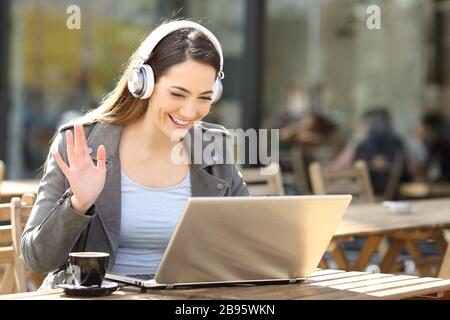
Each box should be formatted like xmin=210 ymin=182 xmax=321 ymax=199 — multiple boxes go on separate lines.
xmin=169 ymin=114 xmax=190 ymax=127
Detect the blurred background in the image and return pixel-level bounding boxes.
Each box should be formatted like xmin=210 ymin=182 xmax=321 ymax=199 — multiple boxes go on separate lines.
xmin=0 ymin=0 xmax=449 ymax=199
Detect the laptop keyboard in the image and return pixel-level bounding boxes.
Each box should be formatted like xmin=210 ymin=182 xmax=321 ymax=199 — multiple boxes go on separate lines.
xmin=126 ymin=274 xmax=155 ymax=281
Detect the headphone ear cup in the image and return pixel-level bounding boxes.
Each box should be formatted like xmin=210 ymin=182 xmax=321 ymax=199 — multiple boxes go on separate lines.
xmin=128 ymin=67 xmax=145 ymax=98
xmin=139 ymin=64 xmax=155 ymax=99
xmin=211 ymin=78 xmax=223 ymax=104
xmin=127 ymin=64 xmax=155 ymax=99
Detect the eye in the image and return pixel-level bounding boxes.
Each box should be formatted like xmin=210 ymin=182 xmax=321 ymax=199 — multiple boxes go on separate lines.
xmin=171 ymin=92 xmax=185 ymax=98
xmin=199 ymin=97 xmax=212 ymax=101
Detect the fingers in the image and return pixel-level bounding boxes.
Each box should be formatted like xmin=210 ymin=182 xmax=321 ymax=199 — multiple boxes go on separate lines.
xmin=53 ymin=151 xmax=71 ymax=178
xmin=74 ymin=124 xmax=88 ymax=157
xmin=96 ymin=145 xmax=107 ymax=170
xmin=66 ymin=130 xmax=75 ymax=166
xmin=64 ymin=125 xmax=107 ymax=172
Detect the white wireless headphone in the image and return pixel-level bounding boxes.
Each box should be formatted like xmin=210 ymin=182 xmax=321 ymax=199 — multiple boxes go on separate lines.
xmin=127 ymin=20 xmax=224 ymax=104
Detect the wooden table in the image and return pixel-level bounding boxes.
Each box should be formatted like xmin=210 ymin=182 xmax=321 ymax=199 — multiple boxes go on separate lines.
xmin=0 ymin=180 xmax=40 ymax=202
xmin=329 ymin=198 xmax=450 ymax=276
xmin=2 ymin=269 xmax=450 ymax=300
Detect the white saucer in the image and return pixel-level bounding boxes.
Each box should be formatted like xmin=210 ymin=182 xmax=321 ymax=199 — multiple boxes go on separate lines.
xmin=57 ymin=280 xmax=120 ymax=297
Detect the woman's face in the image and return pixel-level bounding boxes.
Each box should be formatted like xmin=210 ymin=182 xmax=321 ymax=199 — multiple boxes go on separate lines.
xmin=146 ymin=59 xmax=217 ymax=139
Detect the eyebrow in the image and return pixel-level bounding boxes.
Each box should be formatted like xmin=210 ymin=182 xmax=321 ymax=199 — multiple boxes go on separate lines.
xmin=170 ymin=86 xmax=213 ymax=95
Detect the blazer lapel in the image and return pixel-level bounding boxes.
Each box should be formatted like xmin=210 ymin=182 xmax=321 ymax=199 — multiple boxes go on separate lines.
xmin=85 ymin=122 xmax=123 ymax=254
xmin=184 ymin=125 xmax=229 ymax=197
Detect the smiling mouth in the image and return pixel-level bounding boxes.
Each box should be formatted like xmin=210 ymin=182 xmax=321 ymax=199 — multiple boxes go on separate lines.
xmin=169 ymin=114 xmax=191 ymax=127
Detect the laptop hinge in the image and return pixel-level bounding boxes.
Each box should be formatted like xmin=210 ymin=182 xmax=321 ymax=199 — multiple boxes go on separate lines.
xmin=288 ymin=279 xmax=298 ymax=284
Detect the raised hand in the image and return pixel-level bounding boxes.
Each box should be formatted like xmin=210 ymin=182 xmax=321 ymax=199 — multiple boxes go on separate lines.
xmin=53 ymin=124 xmax=107 ymax=214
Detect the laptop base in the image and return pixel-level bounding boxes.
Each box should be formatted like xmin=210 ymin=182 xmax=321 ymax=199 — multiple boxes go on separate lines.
xmin=106 ymin=273 xmax=306 ymax=290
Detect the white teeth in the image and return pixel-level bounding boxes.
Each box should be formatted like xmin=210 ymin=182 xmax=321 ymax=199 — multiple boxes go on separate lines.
xmin=170 ymin=116 xmax=189 ymax=126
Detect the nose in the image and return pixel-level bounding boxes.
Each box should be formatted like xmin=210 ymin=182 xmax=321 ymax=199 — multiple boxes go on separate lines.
xmin=179 ymin=101 xmax=198 ymax=120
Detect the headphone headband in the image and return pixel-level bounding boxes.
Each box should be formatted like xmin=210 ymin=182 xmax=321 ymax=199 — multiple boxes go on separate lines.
xmin=137 ymin=20 xmax=224 ymax=79
xmin=128 ymin=20 xmax=224 ymax=101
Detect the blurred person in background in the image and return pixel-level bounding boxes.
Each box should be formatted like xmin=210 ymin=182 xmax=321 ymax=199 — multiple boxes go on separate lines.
xmin=333 ymin=108 xmax=410 ymax=197
xmin=417 ymin=111 xmax=450 ymax=182
xmin=354 ymin=108 xmax=410 ymax=196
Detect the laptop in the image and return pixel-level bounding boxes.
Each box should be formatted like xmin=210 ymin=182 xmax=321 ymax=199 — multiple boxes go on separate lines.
xmin=106 ymin=195 xmax=352 ymax=289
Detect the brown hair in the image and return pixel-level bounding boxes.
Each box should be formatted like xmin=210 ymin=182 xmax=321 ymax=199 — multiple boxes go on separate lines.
xmin=84 ymin=21 xmax=221 ymax=125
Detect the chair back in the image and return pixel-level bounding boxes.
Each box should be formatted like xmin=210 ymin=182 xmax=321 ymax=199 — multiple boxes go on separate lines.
xmin=0 ymin=204 xmax=12 ymax=293
xmin=381 ymin=152 xmax=405 ymax=200
xmin=309 ymin=160 xmax=375 ymax=203
xmin=0 ymin=193 xmax=38 ymax=294
xmin=240 ymin=162 xmax=285 ymax=196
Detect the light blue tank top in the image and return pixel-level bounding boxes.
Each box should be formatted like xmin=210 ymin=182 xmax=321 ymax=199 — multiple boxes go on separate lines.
xmin=111 ymin=170 xmax=191 ymax=275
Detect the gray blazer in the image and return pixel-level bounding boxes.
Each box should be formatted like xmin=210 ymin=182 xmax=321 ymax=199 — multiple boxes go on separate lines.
xmin=21 ymin=120 xmax=249 ymax=289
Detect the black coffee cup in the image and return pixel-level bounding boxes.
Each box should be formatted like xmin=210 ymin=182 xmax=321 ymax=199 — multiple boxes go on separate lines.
xmin=68 ymin=252 xmax=109 ymax=287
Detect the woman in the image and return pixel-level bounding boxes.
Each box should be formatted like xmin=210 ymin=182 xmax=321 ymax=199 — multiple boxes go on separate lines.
xmin=21 ymin=20 xmax=249 ymax=289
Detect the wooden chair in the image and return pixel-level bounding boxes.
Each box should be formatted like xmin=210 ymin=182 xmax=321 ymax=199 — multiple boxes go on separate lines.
xmin=240 ymin=162 xmax=285 ymax=196
xmin=309 ymin=160 xmax=381 ymax=270
xmin=0 ymin=193 xmax=44 ymax=294
xmin=381 ymin=152 xmax=405 ymax=200
xmin=309 ymin=160 xmax=376 ymax=203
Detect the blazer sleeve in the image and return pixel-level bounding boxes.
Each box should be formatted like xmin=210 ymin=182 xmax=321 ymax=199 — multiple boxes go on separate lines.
xmin=21 ymin=131 xmax=97 ymax=274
